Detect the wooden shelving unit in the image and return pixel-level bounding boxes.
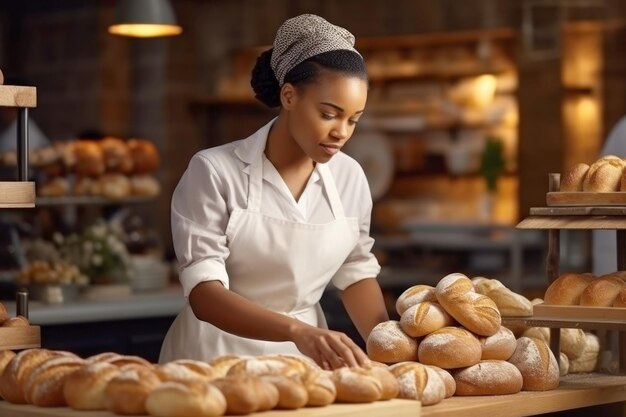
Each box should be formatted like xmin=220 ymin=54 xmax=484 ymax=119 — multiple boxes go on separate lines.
xmin=0 ymin=82 xmax=41 ymax=349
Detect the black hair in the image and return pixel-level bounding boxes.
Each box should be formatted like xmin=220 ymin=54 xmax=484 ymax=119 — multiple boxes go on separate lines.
xmin=250 ymin=49 xmax=367 ymax=108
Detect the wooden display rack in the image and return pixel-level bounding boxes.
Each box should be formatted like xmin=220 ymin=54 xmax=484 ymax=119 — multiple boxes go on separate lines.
xmin=505 ymin=173 xmax=626 ymax=374
xmin=0 ymin=79 xmax=41 ymax=349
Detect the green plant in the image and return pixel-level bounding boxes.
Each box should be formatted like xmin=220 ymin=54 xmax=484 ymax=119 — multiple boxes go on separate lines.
xmin=479 ymin=136 xmax=505 ymax=193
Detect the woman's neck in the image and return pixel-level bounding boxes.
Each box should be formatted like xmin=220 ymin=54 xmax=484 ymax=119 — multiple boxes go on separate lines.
xmin=265 ymin=114 xmax=314 ymax=172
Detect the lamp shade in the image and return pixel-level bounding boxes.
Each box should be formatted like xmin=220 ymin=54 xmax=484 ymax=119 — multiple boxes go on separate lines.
xmin=109 ymin=0 xmax=182 ymax=38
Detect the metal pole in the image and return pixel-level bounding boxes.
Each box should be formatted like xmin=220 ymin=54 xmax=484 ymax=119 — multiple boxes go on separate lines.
xmin=17 ymin=107 xmax=29 ymax=181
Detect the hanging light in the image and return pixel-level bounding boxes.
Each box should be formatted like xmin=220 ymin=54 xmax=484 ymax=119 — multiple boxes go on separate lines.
xmin=109 ymin=0 xmax=182 ymax=38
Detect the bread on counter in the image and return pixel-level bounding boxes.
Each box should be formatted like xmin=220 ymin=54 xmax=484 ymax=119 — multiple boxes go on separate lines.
xmin=395 ymin=284 xmax=437 ymax=316
xmin=389 ymin=361 xmax=446 ymax=406
xmin=146 ymin=379 xmax=227 ymax=417
xmin=399 ymin=301 xmax=454 ymax=337
xmin=507 ymin=337 xmax=559 ymax=391
xmin=479 ymin=326 xmax=517 ymax=361
xmin=472 ymin=277 xmax=533 ymax=317
xmin=452 ymin=360 xmax=523 ymax=396
xmin=418 ymin=326 xmax=482 ymax=369
xmin=366 ymin=320 xmax=419 ymax=364
xmin=63 ymin=361 xmax=120 ymax=410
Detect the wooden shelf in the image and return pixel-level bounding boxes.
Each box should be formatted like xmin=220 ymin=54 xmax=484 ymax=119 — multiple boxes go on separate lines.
xmin=0 ymin=182 xmax=35 ymax=208
xmin=0 ymin=326 xmax=41 ymax=350
xmin=0 ymin=85 xmax=36 ymax=108
xmin=35 ymin=195 xmax=157 ymax=206
xmin=517 ymin=215 xmax=626 ymax=230
xmin=502 ymin=304 xmax=626 ymax=331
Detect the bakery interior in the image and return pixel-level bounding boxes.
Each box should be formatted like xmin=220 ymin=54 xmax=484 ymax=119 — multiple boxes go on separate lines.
xmin=0 ymin=0 xmax=625 ymax=416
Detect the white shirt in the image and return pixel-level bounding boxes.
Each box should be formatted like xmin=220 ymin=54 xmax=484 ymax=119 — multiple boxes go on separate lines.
xmin=171 ymin=119 xmax=381 ymax=296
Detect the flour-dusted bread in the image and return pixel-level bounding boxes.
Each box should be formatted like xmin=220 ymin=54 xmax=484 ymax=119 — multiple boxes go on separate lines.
xmin=399 ymin=301 xmax=454 ymax=337
xmin=366 ymin=320 xmax=419 ymax=364
xmin=435 ymin=273 xmax=501 ymax=336
xmin=389 ymin=362 xmax=446 ymax=406
xmin=479 ymin=326 xmax=517 ymax=360
xmin=560 ymin=163 xmax=590 ymax=191
xmin=544 ymin=273 xmax=595 ymax=305
xmin=453 ymin=360 xmax=523 ymax=396
xmin=395 ymin=285 xmax=437 ymax=316
xmin=569 ymin=333 xmax=600 ymax=373
xmin=507 ymin=337 xmax=559 ymax=391
xmin=522 ymin=327 xmax=586 ymax=360
xmin=580 ymin=276 xmax=625 ymax=306
xmin=418 ymin=326 xmax=482 ymax=369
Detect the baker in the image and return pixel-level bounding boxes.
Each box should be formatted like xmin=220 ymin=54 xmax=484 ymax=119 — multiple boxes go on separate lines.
xmin=160 ymin=14 xmax=389 ymax=369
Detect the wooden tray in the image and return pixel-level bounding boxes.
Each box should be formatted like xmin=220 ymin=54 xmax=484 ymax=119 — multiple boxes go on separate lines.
xmin=547 ymin=191 xmax=626 ymax=207
xmin=0 ymin=326 xmax=41 ymax=350
xmin=0 ymin=399 xmax=420 ymax=417
xmin=533 ymin=303 xmax=626 ymax=321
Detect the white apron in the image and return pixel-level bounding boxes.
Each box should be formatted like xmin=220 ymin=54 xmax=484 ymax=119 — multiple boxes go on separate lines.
xmin=160 ymin=152 xmax=359 ymax=362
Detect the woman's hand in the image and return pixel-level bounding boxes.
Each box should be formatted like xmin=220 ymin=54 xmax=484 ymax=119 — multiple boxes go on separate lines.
xmin=289 ymin=322 xmax=371 ymax=370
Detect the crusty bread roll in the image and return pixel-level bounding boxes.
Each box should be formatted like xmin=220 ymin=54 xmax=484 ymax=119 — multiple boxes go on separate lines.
xmin=64 ymin=362 xmax=120 ymax=410
xmin=621 ymin=167 xmax=626 ymax=191
xmin=474 ymin=278 xmax=533 ymax=317
xmin=560 ymin=163 xmax=590 ymax=191
xmin=99 ymin=137 xmax=133 ymax=174
xmin=580 ymin=276 xmax=624 ymax=306
xmin=399 ymin=301 xmax=454 ymax=337
xmin=389 ymin=361 xmax=446 ymax=405
xmin=544 ymin=273 xmax=595 ymax=305
xmin=146 ymin=379 xmax=227 ymax=417
xmin=508 ymin=337 xmax=559 ymax=391
xmin=260 ymin=374 xmax=308 ymax=409
xmin=169 ymin=359 xmax=217 ymax=379
xmin=99 ymin=173 xmax=131 ymax=200
xmin=522 ymin=327 xmax=586 ymax=360
xmin=333 ymin=367 xmax=382 ymax=403
xmin=266 ymin=354 xmax=319 ymax=373
xmin=130 ymin=174 xmax=161 ymax=197
xmin=453 ymin=360 xmax=523 ymax=396
xmin=156 ymin=362 xmax=212 ymax=382
xmin=435 ymin=273 xmax=501 ymax=336
xmin=3 ymin=315 xmax=29 ymax=327
xmin=212 ymin=375 xmax=279 ymax=414
xmin=0 ymin=302 xmax=8 ymax=324
xmin=208 ymin=355 xmax=248 ymax=378
xmin=0 ymin=350 xmax=16 ymax=381
xmin=301 ymin=370 xmax=336 ymax=406
xmin=104 ymin=366 xmax=161 ymax=415
xmin=429 ymin=366 xmax=455 ymax=398
xmin=73 ymin=140 xmax=105 ymax=177
xmin=24 ymin=356 xmax=86 ymax=406
xmin=128 ymin=138 xmax=160 ymax=174
xmin=479 ymin=326 xmax=517 ymax=360
xmin=366 ymin=320 xmax=419 ymax=364
xmin=418 ymin=326 xmax=482 ymax=369
xmin=395 ymin=285 xmax=437 ymax=316
xmin=559 ymin=352 xmax=569 ymax=376
xmin=38 ymin=177 xmax=70 ymax=197
xmin=94 ymin=354 xmax=151 ymax=368
xmin=569 ymin=333 xmax=600 ymax=373
xmin=0 ymin=349 xmax=58 ymax=404
xmin=471 ymin=276 xmax=503 ymax=294
xmin=583 ymin=157 xmax=625 ymax=192
xmin=73 ymin=176 xmax=101 ymax=197
xmin=227 ymin=357 xmax=298 ymax=377
xmin=368 ymin=364 xmax=400 ymax=400
xmin=614 ymin=288 xmax=626 ymax=307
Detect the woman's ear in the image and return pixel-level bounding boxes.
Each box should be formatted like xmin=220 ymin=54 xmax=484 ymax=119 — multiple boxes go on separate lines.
xmin=280 ymin=83 xmax=297 ymax=109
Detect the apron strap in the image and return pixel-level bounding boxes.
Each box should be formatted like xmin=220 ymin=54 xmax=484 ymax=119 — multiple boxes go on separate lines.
xmin=317 ymin=163 xmax=346 ymax=220
xmin=247 ymin=158 xmax=263 ymax=212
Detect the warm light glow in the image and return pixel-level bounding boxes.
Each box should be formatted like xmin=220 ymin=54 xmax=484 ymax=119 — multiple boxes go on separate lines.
xmin=108 ymin=24 xmax=182 ymax=38
xmin=472 ymin=74 xmax=497 ymax=108
xmin=575 ymin=96 xmax=598 ymax=124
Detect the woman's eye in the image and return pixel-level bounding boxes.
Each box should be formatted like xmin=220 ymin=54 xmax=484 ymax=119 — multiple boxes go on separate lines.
xmin=349 ymin=119 xmax=359 ymax=126
xmin=321 ymin=113 xmax=335 ymax=120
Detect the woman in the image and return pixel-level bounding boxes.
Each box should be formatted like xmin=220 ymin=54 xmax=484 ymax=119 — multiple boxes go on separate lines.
xmin=160 ymin=14 xmax=389 ymax=370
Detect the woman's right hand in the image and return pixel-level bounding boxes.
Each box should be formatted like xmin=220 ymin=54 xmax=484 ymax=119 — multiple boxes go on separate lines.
xmin=288 ymin=322 xmax=371 ymax=370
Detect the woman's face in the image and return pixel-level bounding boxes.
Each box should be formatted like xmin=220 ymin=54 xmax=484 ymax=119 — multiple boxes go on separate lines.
xmin=284 ymin=71 xmax=368 ymax=164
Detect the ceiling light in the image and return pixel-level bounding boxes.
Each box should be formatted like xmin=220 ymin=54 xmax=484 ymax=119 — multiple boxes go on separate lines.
xmin=109 ymin=0 xmax=182 ymax=38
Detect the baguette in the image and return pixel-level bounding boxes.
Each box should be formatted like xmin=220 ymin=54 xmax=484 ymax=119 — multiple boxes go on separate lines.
xmin=24 ymin=356 xmax=86 ymax=406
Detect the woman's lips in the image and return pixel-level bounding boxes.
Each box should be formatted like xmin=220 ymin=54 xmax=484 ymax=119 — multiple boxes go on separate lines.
xmin=321 ymin=144 xmax=340 ymax=155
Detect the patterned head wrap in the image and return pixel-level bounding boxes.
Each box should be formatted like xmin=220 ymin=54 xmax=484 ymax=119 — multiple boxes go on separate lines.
xmin=270 ymin=14 xmax=361 ymax=86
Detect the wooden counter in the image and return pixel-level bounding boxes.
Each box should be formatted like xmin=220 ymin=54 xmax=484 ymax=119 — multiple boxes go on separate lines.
xmin=0 ymin=374 xmax=624 ymax=417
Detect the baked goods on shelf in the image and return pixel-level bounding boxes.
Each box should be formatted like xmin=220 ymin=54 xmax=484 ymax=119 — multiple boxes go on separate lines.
xmin=472 ymin=277 xmax=533 ymax=316
xmin=479 ymin=326 xmax=517 ymax=360
xmin=145 ymin=379 xmax=227 ymax=417
xmin=507 ymin=337 xmax=560 ymax=391
xmin=452 ymin=360 xmax=523 ymax=396
xmin=560 ymin=155 xmax=626 ymax=192
xmin=543 ymin=271 xmax=626 ymax=307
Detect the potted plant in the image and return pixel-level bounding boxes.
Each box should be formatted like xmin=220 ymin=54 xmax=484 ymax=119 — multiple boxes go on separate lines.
xmin=478 ymin=136 xmax=505 ymax=219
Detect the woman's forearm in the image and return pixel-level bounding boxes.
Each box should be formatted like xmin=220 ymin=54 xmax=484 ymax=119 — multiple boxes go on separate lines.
xmin=341 ymin=278 xmax=389 ymax=341
xmin=188 ymin=281 xmax=305 ymax=342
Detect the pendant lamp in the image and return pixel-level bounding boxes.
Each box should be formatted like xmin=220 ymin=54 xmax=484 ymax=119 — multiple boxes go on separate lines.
xmin=109 ymin=0 xmax=182 ymax=38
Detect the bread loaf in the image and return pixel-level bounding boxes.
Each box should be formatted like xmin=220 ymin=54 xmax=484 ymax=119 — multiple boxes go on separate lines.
xmin=128 ymin=138 xmax=160 ymax=174
xmin=418 ymin=326 xmax=482 ymax=369
xmin=3 ymin=315 xmax=29 ymax=327
xmin=614 ymin=287 xmax=626 ymax=307
xmin=156 ymin=363 xmax=210 ymax=382
xmin=399 ymin=301 xmax=454 ymax=337
xmin=583 ymin=157 xmax=625 ymax=192
xmin=560 ymin=163 xmax=590 ymax=191
xmin=366 ymin=320 xmax=419 ymax=364
xmin=130 ymin=174 xmax=161 ymax=197
xmin=227 ymin=357 xmax=298 ymax=377
xmin=99 ymin=173 xmax=131 ymax=200
xmin=559 ymin=352 xmax=569 ymax=376
xmin=507 ymin=337 xmax=559 ymax=391
xmin=88 ymin=353 xmax=151 ymax=368
xmin=569 ymin=333 xmax=600 ymax=373
xmin=212 ymin=375 xmax=279 ymax=414
xmin=395 ymin=285 xmax=437 ymax=316
xmin=208 ymin=355 xmax=248 ymax=378
xmin=333 ymin=367 xmax=382 ymax=403
xmin=98 ymin=137 xmax=133 ymax=174
xmin=169 ymin=359 xmax=218 ymax=380
xmin=485 ymin=287 xmax=533 ymax=317
xmin=580 ymin=276 xmax=624 ymax=306
xmin=260 ymin=374 xmax=308 ymax=409
xmin=0 ymin=302 xmax=8 ymax=324
xmin=73 ymin=140 xmax=105 ymax=177
xmin=389 ymin=362 xmax=446 ymax=405
xmin=145 ymin=379 xmax=227 ymax=417
xmin=453 ymin=360 xmax=523 ymax=396
xmin=368 ymin=364 xmax=400 ymax=400
xmin=435 ymin=273 xmax=501 ymax=336
xmin=0 ymin=349 xmax=58 ymax=404
xmin=300 ymin=370 xmax=336 ymax=406
xmin=0 ymin=350 xmax=15 ymax=382
xmin=544 ymin=273 xmax=595 ymax=305
xmin=480 ymin=326 xmax=517 ymax=360
xmin=429 ymin=366 xmax=455 ymax=398
xmin=24 ymin=356 xmax=85 ymax=406
xmin=63 ymin=362 xmax=120 ymax=410
xmin=521 ymin=327 xmax=586 ymax=360
xmin=104 ymin=366 xmax=161 ymax=415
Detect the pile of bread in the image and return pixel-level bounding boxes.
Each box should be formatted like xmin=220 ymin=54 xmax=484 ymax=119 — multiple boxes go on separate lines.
xmin=0 ymin=302 xmax=30 ymax=328
xmin=366 ymin=273 xmax=559 ymax=404
xmin=0 ymin=349 xmax=409 ymax=417
xmin=0 ymin=137 xmax=161 ymax=200
xmin=560 ymin=155 xmax=626 ymax=192
xmin=543 ymin=271 xmax=626 ymax=308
